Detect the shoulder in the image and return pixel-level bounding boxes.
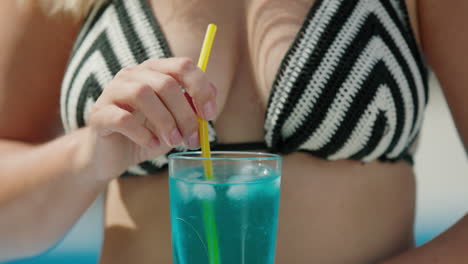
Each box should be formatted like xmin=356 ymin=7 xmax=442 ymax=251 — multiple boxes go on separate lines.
xmin=0 ymin=1 xmax=82 ymax=143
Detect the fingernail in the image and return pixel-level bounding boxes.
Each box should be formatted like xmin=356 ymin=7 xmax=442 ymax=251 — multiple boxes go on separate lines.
xmin=148 ymin=137 xmax=160 ymax=149
xmin=202 ymin=101 xmax=216 ymax=120
xmin=187 ymin=131 xmax=200 ymax=149
xmin=168 ymin=128 xmax=183 ymax=147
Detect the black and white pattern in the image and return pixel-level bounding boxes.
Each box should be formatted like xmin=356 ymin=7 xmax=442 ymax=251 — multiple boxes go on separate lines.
xmin=265 ymin=0 xmax=428 ymax=162
xmin=60 ymin=0 xmax=428 ymax=176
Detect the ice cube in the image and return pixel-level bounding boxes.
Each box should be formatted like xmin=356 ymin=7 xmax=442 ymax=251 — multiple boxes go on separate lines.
xmin=260 ymin=177 xmax=281 ymax=197
xmin=227 ymin=184 xmax=248 ymax=200
xmin=238 ymin=163 xmax=274 ymax=179
xmin=176 ymin=181 xmax=192 ymax=203
xmin=186 ymin=169 xmax=204 ymax=181
xmin=238 ymin=164 xmax=259 ymax=177
xmin=192 ymin=184 xmax=216 ymax=201
xmin=261 ymin=167 xmax=271 ymax=176
xmin=229 ymin=174 xmax=256 ymax=183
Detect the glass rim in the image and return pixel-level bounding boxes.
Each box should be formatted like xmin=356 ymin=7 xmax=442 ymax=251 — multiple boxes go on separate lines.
xmin=168 ymin=151 xmax=281 ymax=162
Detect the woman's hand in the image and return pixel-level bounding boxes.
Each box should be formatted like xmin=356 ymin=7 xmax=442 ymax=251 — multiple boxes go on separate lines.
xmin=81 ymin=57 xmax=217 ymax=181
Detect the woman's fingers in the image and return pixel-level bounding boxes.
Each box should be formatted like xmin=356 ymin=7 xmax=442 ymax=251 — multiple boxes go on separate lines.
xmin=109 ymin=80 xmax=183 ymax=148
xmin=128 ymin=69 xmax=201 ymax=149
xmin=89 ymin=104 xmax=158 ymax=150
xmin=143 ymin=57 xmax=218 ymax=120
xmin=91 ymin=56 xmax=216 ymax=154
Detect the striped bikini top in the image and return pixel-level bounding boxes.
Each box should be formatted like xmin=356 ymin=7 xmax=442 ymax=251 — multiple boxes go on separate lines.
xmin=61 ymin=0 xmax=429 ymax=176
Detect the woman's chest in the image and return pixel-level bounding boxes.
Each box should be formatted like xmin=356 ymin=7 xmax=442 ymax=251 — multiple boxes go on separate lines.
xmin=147 ymin=0 xmax=315 ymax=142
xmin=146 ymin=0 xmax=419 ymax=99
xmin=65 ymin=0 xmax=424 ymax=151
xmin=147 ymin=0 xmax=314 ymax=104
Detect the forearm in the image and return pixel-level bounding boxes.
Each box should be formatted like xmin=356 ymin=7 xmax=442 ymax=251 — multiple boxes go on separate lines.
xmin=381 ymin=214 xmax=468 ymax=264
xmin=0 ymin=128 xmax=108 ymax=261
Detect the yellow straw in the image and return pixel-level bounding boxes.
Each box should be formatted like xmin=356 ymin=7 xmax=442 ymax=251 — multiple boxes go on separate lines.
xmin=196 ymin=24 xmax=220 ymax=264
xmin=197 ymin=24 xmax=216 ymax=180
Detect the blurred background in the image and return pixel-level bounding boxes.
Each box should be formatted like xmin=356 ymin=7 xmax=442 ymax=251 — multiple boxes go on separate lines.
xmin=413 ymin=74 xmax=468 ymax=246
xmin=5 ymin=74 xmax=468 ymax=263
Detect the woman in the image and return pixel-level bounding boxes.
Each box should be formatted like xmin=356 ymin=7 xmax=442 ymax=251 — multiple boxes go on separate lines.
xmin=0 ymin=0 xmax=466 ymax=263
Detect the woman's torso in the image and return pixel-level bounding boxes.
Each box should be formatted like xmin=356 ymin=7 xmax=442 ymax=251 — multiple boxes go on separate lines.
xmin=64 ymin=0 xmax=423 ymax=262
